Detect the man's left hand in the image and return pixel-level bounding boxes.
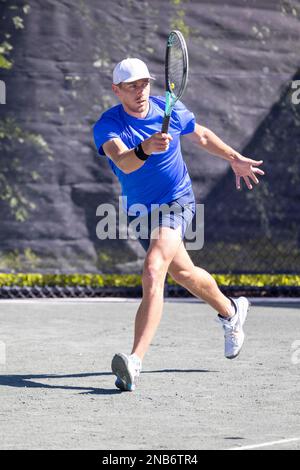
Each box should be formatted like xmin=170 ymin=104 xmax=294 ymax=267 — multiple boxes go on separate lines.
xmin=231 ymin=154 xmax=265 ymax=190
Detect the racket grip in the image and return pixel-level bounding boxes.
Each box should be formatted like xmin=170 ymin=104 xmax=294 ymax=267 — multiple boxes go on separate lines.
xmin=162 ymin=115 xmax=170 ymax=134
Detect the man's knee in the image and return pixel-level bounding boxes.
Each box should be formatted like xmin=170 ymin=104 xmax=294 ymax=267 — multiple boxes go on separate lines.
xmin=142 ymin=257 xmax=167 ymax=290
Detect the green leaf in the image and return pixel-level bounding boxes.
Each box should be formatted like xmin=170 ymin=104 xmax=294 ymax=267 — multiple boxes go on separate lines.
xmin=0 ymin=54 xmax=12 ymax=69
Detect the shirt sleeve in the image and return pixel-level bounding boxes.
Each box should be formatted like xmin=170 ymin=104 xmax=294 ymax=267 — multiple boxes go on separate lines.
xmin=173 ymin=100 xmax=196 ymax=135
xmin=93 ymin=116 xmax=122 ymax=156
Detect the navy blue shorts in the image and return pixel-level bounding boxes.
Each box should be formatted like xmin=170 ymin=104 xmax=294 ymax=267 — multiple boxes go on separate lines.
xmin=127 ymin=189 xmax=196 ymax=252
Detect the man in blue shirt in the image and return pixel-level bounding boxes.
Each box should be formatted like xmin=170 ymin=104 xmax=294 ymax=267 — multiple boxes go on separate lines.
xmin=93 ymin=58 xmax=265 ymax=391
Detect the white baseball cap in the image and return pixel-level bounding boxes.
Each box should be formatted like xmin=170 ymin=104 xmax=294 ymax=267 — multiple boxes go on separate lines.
xmin=112 ymin=58 xmax=155 ymax=85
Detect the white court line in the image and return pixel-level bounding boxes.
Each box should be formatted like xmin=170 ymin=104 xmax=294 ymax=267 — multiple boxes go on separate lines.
xmin=0 ymin=297 xmax=137 ymax=303
xmin=228 ymin=437 xmax=300 ymax=450
xmin=0 ymin=297 xmax=202 ymax=304
xmin=0 ymin=297 xmax=300 ymax=305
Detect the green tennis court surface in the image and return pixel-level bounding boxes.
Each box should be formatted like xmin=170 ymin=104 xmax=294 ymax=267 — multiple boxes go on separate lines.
xmin=0 ymin=299 xmax=299 ymax=450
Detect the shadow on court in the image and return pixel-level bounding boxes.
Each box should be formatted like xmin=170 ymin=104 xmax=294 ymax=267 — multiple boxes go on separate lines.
xmin=0 ymin=372 xmax=119 ymax=395
xmin=0 ymin=369 xmax=216 ymax=395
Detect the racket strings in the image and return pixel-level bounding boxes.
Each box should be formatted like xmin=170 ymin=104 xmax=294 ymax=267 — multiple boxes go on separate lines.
xmin=168 ymin=35 xmax=185 ymax=97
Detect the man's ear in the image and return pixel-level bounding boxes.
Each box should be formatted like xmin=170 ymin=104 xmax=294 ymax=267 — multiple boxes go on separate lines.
xmin=112 ymin=84 xmax=120 ymax=97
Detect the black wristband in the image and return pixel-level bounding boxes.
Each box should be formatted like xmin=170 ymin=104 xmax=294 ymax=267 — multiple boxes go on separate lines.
xmin=134 ymin=142 xmax=151 ymax=161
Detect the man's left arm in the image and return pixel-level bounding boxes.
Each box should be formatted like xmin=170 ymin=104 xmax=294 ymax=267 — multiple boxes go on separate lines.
xmin=187 ymin=123 xmax=265 ymax=190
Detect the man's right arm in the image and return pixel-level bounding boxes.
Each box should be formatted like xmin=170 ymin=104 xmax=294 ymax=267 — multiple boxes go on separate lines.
xmin=103 ymin=138 xmax=145 ymax=174
xmin=102 ymin=133 xmax=173 ymax=174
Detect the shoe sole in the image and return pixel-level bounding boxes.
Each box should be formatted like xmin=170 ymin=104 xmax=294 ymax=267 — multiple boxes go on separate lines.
xmin=226 ymin=299 xmax=251 ymax=360
xmin=227 ymin=349 xmax=241 ymax=360
xmin=111 ymin=353 xmax=134 ymax=391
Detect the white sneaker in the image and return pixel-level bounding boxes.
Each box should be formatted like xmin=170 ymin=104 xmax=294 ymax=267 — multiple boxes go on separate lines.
xmin=111 ymin=353 xmax=142 ymax=391
xmin=217 ymin=297 xmax=250 ymax=359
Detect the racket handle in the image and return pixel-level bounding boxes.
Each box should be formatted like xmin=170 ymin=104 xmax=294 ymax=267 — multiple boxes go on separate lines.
xmin=162 ymin=115 xmax=170 ymax=134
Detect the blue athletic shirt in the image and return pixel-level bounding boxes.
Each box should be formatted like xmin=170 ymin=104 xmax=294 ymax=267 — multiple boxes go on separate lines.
xmin=93 ymin=96 xmax=195 ymax=215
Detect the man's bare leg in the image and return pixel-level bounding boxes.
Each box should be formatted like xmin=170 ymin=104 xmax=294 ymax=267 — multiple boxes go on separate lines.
xmin=168 ymin=242 xmax=234 ymax=317
xmin=168 ymin=242 xmax=250 ymax=360
xmin=131 ymin=226 xmax=183 ymax=361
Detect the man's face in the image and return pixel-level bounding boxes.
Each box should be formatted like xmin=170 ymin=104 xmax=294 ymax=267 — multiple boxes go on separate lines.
xmin=112 ymin=78 xmax=151 ymax=115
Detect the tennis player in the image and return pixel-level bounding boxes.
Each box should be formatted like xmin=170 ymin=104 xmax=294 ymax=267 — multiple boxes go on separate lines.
xmin=93 ymin=58 xmax=265 ymax=391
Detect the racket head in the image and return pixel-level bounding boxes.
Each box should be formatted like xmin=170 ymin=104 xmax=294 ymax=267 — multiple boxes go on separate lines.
xmin=165 ymin=30 xmax=189 ymax=103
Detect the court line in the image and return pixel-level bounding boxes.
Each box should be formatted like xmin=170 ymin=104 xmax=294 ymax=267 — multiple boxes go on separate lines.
xmin=228 ymin=437 xmax=300 ymax=450
xmin=0 ymin=297 xmax=300 ymax=305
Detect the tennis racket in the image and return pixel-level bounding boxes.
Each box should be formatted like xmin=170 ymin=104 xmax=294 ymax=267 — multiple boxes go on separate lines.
xmin=161 ymin=30 xmax=189 ymax=134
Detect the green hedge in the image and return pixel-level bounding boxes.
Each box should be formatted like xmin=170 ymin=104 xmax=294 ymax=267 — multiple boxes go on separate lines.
xmin=0 ymin=273 xmax=299 ymax=288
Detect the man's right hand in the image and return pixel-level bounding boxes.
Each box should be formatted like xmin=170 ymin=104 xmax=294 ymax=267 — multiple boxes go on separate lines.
xmin=141 ymin=132 xmax=173 ymax=155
